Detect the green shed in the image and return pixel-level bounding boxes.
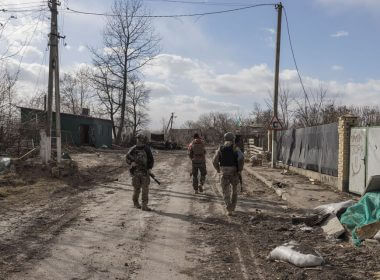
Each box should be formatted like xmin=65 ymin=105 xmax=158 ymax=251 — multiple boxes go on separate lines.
xmin=20 ymin=107 xmax=113 ymax=148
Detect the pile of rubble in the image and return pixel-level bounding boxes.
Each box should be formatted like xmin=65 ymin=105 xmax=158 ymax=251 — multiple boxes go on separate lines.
xmin=269 ymin=193 xmax=380 ymax=268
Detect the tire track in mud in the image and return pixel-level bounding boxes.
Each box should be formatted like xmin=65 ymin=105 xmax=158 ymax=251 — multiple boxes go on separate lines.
xmin=131 ymin=150 xmax=199 ymax=280
xmin=4 ymin=152 xmax=185 ymax=280
xmin=183 ymin=156 xmax=268 ymax=280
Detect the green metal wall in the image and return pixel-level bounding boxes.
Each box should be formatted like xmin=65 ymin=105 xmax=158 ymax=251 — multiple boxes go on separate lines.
xmin=20 ymin=108 xmax=112 ymax=148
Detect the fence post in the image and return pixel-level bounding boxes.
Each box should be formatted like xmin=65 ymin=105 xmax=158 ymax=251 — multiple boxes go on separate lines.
xmin=40 ymin=129 xmax=47 ymax=163
xmin=267 ymin=130 xmax=272 ymax=152
xmin=338 ymin=115 xmax=359 ymax=192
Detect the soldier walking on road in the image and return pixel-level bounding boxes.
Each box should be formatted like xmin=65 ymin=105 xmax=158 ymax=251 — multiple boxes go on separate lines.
xmin=188 ymin=133 xmax=207 ymax=194
xmin=126 ymin=133 xmax=154 ymax=211
xmin=212 ymin=132 xmax=244 ymax=216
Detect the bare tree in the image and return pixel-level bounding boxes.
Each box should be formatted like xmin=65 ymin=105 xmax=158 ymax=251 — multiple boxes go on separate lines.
xmin=60 ymin=67 xmax=93 ymax=115
xmin=89 ymin=65 xmax=121 ymax=138
xmin=90 ymin=0 xmax=160 ymax=144
xmin=27 ymin=90 xmax=46 ymax=110
xmin=125 ymin=77 xmax=150 ymax=138
xmin=0 ymin=68 xmax=18 ymax=151
xmin=161 ymin=117 xmax=169 ymax=134
xmin=293 ymin=84 xmax=330 ymax=127
xmin=251 ymin=102 xmax=272 ymax=126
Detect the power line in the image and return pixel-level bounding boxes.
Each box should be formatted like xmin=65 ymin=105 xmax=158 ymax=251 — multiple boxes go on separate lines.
xmin=144 ymin=0 xmax=258 ymax=6
xmin=283 ymin=6 xmax=309 ymax=103
xmin=1 ymin=8 xmax=48 ymax=13
xmin=33 ymin=40 xmax=49 ymax=95
xmin=1 ymin=10 xmax=46 ymax=60
xmin=0 ymin=1 xmax=46 ymax=7
xmin=64 ymin=3 xmax=276 ymax=18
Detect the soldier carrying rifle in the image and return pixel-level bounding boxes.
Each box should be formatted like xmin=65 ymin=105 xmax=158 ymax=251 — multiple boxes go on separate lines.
xmin=126 ymin=133 xmax=155 ymax=211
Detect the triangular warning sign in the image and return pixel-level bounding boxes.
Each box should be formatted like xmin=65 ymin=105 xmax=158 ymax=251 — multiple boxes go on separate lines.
xmin=266 ymin=115 xmax=283 ymax=130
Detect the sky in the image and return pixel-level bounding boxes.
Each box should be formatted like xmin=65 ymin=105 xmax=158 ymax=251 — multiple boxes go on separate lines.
xmin=2 ymin=0 xmax=380 ymax=129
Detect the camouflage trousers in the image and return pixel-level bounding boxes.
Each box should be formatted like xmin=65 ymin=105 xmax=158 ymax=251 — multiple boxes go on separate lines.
xmin=132 ymin=172 xmax=150 ymax=207
xmin=220 ymin=173 xmax=239 ymax=211
xmin=192 ymin=162 xmax=207 ymax=190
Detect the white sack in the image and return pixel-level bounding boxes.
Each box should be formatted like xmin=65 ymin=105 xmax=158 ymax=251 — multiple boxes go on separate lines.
xmin=269 ymin=241 xmax=324 ymax=268
xmin=314 ymin=200 xmax=355 ymax=215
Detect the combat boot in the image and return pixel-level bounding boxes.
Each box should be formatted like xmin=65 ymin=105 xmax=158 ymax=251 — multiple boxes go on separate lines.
xmin=199 ymin=185 xmax=203 ymax=193
xmin=134 ymin=203 xmax=142 ymax=209
xmin=142 ymin=205 xmax=152 ymax=211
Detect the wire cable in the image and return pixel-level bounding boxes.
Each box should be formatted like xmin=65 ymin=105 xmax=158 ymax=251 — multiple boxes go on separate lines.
xmin=143 ymin=0 xmax=258 ymax=6
xmin=283 ymin=6 xmax=309 ymax=104
xmin=1 ymin=8 xmax=48 ymax=13
xmin=33 ymin=40 xmax=48 ymax=95
xmin=0 ymin=1 xmax=46 ymax=7
xmin=64 ymin=3 xmax=276 ymax=18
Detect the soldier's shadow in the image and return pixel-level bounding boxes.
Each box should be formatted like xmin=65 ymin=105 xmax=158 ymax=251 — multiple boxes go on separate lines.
xmin=154 ymin=210 xmax=234 ymax=227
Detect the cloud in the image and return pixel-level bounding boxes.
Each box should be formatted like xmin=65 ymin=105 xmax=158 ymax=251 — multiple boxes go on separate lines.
xmin=331 ymin=65 xmax=343 ymax=71
xmin=330 ymin=31 xmax=349 ymax=38
xmin=144 ymin=53 xmax=380 ymax=109
xmin=78 ymin=45 xmax=86 ymax=52
xmin=148 ymin=95 xmax=241 ymax=129
xmin=145 ymin=81 xmax=173 ymax=98
xmin=316 ymin=0 xmax=380 ymax=9
xmin=262 ymin=27 xmax=276 ymax=48
xmin=263 ymin=28 xmax=275 ymax=34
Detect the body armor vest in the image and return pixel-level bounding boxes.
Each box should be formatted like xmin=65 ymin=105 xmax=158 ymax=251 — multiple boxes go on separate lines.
xmin=219 ymin=145 xmax=237 ymax=167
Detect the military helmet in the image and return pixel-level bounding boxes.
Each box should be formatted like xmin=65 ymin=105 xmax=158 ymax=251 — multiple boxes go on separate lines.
xmin=224 ymin=132 xmax=235 ymax=141
xmin=136 ymin=133 xmax=146 ymax=142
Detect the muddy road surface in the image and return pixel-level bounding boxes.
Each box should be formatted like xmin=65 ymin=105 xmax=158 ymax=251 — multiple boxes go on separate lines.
xmin=1 ymin=150 xmax=379 ymax=279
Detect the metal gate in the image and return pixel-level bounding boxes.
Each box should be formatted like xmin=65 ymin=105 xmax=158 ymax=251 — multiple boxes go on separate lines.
xmin=349 ymin=127 xmax=380 ymax=194
xmin=349 ymin=128 xmax=367 ymax=194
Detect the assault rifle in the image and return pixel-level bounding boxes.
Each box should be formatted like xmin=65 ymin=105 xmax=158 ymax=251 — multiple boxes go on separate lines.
xmin=149 ymin=172 xmax=161 ymax=185
xmin=129 ymin=166 xmax=161 ymax=185
xmin=239 ymin=172 xmax=243 ymax=192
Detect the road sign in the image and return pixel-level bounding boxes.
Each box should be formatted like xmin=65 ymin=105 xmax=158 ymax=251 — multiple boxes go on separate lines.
xmin=267 ymin=115 xmax=283 ymax=130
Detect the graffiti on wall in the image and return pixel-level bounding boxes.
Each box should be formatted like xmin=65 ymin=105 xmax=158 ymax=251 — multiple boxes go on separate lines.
xmin=350 ymin=130 xmax=365 ymax=176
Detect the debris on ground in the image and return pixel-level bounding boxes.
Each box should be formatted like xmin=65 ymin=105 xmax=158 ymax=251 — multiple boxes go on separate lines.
xmin=268 ymin=241 xmax=324 ymax=267
xmin=365 ymin=175 xmax=380 ymax=193
xmin=363 ymin=239 xmax=380 ymax=249
xmin=356 ymin=221 xmax=380 ymax=241
xmin=291 ymin=212 xmax=329 ymax=227
xmin=300 ymin=226 xmax=313 ymax=232
xmin=314 ymin=200 xmax=355 ymax=216
xmin=273 ymin=181 xmax=287 ymax=189
xmin=340 ymin=192 xmax=380 ymax=246
xmin=320 ymin=214 xmax=346 ymax=239
xmin=0 ymin=157 xmax=11 ymax=173
xmin=375 ymin=230 xmax=380 ymax=241
xmin=280 ymin=169 xmax=294 ymax=175
xmin=309 ymin=178 xmax=320 ymax=185
xmin=62 ymin=152 xmax=71 ymax=160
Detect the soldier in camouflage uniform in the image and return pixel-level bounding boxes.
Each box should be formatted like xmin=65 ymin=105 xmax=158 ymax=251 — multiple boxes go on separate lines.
xmin=188 ymin=133 xmax=207 ymax=194
xmin=212 ymin=132 xmax=244 ymax=216
xmin=126 ymin=134 xmax=154 ymax=211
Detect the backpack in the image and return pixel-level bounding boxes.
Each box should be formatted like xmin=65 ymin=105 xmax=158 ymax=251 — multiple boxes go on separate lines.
xmin=134 ymin=146 xmax=148 ymax=169
xmin=190 ymin=139 xmax=205 ymax=163
xmin=192 ymin=141 xmax=205 ymax=156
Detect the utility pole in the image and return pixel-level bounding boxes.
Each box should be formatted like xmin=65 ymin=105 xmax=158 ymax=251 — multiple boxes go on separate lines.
xmin=170 ymin=112 xmax=174 ymax=131
xmin=271 ymin=2 xmax=282 ymax=168
xmin=45 ymin=0 xmax=61 ymax=163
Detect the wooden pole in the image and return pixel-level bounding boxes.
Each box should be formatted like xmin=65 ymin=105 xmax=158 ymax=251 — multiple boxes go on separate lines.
xmin=271 ymin=2 xmax=282 ymax=168
xmin=55 ymin=32 xmax=61 ymax=163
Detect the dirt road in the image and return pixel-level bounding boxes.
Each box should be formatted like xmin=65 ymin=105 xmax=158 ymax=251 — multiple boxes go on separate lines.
xmin=1 ymin=150 xmax=379 ymax=279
